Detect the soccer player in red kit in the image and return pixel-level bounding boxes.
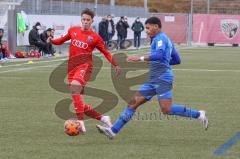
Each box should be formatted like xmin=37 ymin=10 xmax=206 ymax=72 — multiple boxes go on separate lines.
xmin=50 ymin=8 xmax=121 ymax=133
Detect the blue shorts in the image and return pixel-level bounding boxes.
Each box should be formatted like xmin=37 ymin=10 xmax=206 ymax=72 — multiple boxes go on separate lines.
xmin=138 ymin=80 xmax=173 ymax=101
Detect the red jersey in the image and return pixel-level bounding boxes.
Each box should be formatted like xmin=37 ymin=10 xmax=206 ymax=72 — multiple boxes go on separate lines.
xmin=51 ymin=26 xmax=118 ymax=72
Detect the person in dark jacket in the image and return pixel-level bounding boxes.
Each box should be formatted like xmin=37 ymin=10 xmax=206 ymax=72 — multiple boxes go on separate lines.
xmin=28 ymin=22 xmax=49 ymax=55
xmin=40 ymin=28 xmax=51 ymax=43
xmin=131 ymin=17 xmax=144 ymax=49
xmin=98 ymin=17 xmax=108 ymax=45
xmin=106 ymin=15 xmax=115 ymax=41
xmin=40 ymin=28 xmax=55 ymax=56
xmin=116 ymin=16 xmax=129 ymax=49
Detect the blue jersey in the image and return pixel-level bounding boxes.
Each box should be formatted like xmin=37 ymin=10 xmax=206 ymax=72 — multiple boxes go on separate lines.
xmin=149 ymin=32 xmax=174 ymax=82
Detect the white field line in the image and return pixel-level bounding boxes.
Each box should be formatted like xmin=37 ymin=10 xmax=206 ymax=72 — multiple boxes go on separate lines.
xmin=175 ymin=85 xmax=238 ymax=89
xmin=1 ymin=45 xmax=236 ymax=68
xmin=1 ymin=62 xmax=240 ymax=74
xmin=0 ymin=46 xmax=198 ymax=69
xmin=0 ymin=64 xmax=58 ymax=74
xmin=173 ymin=68 xmax=240 ymax=73
xmin=0 ymin=46 xmax=240 ymax=74
xmin=0 ymin=58 xmax=67 ymax=68
xmin=1 ymin=64 xmax=239 ymax=90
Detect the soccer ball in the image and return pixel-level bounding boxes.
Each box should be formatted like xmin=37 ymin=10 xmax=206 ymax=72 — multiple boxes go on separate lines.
xmin=64 ymin=119 xmax=83 ymax=136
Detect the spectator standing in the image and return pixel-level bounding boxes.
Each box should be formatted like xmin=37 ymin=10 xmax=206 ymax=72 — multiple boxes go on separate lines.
xmin=131 ymin=17 xmax=144 ymax=49
xmin=98 ymin=17 xmax=108 ymax=45
xmin=106 ymin=15 xmax=115 ymax=42
xmin=116 ymin=16 xmax=129 ymax=49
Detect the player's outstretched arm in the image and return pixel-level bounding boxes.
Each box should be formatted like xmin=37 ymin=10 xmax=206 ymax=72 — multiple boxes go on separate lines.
xmin=127 ymin=54 xmax=150 ymax=62
xmin=127 ymin=48 xmax=181 ymax=65
xmin=127 ymin=50 xmax=165 ymax=62
xmin=50 ymin=32 xmax=71 ymax=45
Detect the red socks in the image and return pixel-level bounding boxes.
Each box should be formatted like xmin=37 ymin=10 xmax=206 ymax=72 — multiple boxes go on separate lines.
xmin=84 ymin=104 xmax=102 ymax=120
xmin=71 ymin=94 xmax=84 ymax=120
xmin=71 ymin=94 xmax=102 ymax=120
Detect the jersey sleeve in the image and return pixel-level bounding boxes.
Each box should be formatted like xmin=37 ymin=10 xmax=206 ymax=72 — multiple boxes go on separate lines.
xmin=51 ymin=29 xmax=71 ymax=45
xmin=149 ymin=37 xmax=166 ymax=61
xmin=155 ymin=37 xmax=166 ymax=51
xmin=170 ymin=46 xmax=181 ymax=65
xmin=95 ymin=35 xmax=118 ymax=66
xmin=150 ymin=36 xmax=173 ymax=63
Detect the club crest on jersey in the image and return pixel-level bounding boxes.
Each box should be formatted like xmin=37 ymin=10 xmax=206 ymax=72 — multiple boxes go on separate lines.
xmin=157 ymin=40 xmax=163 ymax=48
xmin=221 ymin=19 xmax=239 ymax=39
xmin=87 ymin=36 xmax=93 ymax=42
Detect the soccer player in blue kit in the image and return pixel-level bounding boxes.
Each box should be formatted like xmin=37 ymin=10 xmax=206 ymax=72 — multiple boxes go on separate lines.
xmin=96 ymin=17 xmax=208 ymax=139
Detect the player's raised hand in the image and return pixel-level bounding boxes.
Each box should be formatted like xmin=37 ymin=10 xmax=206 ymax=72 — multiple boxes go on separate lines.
xmin=127 ymin=55 xmax=140 ymax=62
xmin=114 ymin=65 xmax=121 ymax=77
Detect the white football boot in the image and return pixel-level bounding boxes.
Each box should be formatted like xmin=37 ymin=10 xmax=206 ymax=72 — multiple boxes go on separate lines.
xmin=96 ymin=124 xmax=116 ymax=140
xmin=77 ymin=120 xmax=86 ymax=133
xmin=198 ymin=110 xmax=209 ymax=130
xmin=100 ymin=116 xmax=112 ymax=127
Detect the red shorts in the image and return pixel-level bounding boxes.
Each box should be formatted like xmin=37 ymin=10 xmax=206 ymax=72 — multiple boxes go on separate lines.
xmin=68 ymin=68 xmax=92 ymax=86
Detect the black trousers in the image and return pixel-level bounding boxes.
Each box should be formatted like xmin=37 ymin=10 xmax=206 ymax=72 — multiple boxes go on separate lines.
xmin=33 ymin=41 xmax=51 ymax=55
xmin=134 ymin=32 xmax=141 ymax=48
xmin=117 ymin=35 xmax=125 ymax=49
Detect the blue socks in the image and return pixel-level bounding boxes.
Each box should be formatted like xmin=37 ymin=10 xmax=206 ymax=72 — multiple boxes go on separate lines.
xmin=110 ymin=105 xmax=200 ymax=134
xmin=111 ymin=107 xmax=135 ymax=134
xmin=169 ymin=105 xmax=200 ymax=118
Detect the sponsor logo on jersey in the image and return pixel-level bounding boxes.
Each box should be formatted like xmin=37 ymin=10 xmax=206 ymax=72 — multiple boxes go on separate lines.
xmin=72 ymin=39 xmax=88 ymax=49
xmin=221 ymin=19 xmax=239 ymax=39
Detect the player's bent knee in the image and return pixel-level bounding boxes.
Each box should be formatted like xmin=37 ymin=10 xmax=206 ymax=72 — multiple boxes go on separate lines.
xmin=128 ymin=98 xmax=138 ymax=107
xmin=70 ymin=86 xmax=82 ymax=94
xmin=71 ymin=80 xmax=81 ymax=86
xmin=128 ymin=93 xmax=147 ymax=109
xmin=70 ymin=81 xmax=83 ymax=94
xmin=161 ymin=106 xmax=171 ymax=114
xmin=159 ymin=99 xmax=172 ymax=114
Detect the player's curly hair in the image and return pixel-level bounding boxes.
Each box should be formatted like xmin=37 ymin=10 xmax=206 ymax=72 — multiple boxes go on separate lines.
xmin=81 ymin=8 xmax=95 ymax=19
xmin=145 ymin=17 xmax=162 ymax=28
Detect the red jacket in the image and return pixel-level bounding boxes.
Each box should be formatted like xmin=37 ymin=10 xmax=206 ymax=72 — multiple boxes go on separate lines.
xmin=0 ymin=42 xmax=11 ymax=57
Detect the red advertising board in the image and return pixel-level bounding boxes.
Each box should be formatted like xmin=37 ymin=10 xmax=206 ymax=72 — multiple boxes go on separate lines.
xmin=193 ymin=14 xmax=240 ymax=44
